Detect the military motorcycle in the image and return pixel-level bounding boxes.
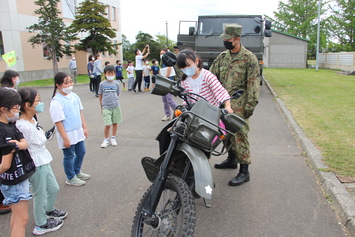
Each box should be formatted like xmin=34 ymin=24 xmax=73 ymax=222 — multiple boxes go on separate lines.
xmin=131 ymin=53 xmax=245 ymax=237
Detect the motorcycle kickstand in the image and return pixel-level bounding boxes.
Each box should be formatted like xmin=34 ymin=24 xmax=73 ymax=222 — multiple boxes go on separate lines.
xmin=203 ymin=198 xmax=212 ymax=208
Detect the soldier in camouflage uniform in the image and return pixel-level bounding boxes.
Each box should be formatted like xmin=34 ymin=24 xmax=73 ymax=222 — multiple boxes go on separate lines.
xmin=209 ymin=24 xmax=260 ymax=186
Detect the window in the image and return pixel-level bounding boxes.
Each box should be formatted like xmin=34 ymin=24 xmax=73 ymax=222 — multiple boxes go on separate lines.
xmin=112 ymin=7 xmax=116 ymax=21
xmin=113 ymin=40 xmax=118 ymax=57
xmin=0 ymin=32 xmax=4 ymax=57
xmin=105 ymin=6 xmax=110 ymax=20
xmin=65 ymin=41 xmax=71 ymax=58
xmin=198 ymin=17 xmax=262 ymax=36
xmin=62 ymin=0 xmax=76 ymax=19
xmin=42 ymin=42 xmax=50 ymax=58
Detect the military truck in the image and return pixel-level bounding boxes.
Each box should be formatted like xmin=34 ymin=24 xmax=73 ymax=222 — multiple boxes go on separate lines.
xmin=177 ymin=15 xmax=272 ymax=79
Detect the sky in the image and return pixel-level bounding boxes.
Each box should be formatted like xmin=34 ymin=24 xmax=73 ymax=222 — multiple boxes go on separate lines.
xmin=120 ymin=0 xmax=280 ymax=44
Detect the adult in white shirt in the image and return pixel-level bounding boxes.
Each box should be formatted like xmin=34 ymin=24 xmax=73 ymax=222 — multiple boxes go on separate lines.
xmin=132 ymin=45 xmax=150 ymax=93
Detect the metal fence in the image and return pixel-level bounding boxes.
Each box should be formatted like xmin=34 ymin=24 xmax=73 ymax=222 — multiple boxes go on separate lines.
xmin=318 ymin=52 xmax=355 ymax=71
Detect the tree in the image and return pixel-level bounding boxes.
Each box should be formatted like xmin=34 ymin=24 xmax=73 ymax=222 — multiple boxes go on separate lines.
xmin=27 ymin=0 xmax=76 ymax=74
xmin=327 ymin=0 xmax=355 ymax=51
xmin=121 ymin=34 xmax=133 ymax=61
xmin=131 ymin=32 xmax=160 ymax=61
xmin=155 ymin=34 xmax=176 ymax=50
xmin=123 ymin=31 xmax=177 ymax=62
xmin=273 ymin=0 xmax=328 ymax=58
xmin=68 ymin=0 xmax=119 ymax=56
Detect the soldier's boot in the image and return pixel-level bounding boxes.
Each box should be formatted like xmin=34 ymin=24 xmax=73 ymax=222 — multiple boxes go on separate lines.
xmin=228 ymin=164 xmax=250 ymax=186
xmin=214 ymin=151 xmax=238 ymax=169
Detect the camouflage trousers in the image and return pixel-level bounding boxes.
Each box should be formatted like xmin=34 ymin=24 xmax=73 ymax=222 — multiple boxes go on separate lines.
xmin=226 ymin=119 xmax=251 ymax=164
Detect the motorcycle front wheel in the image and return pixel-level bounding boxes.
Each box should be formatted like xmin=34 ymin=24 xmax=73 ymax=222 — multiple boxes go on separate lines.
xmin=131 ymin=176 xmax=196 ymax=237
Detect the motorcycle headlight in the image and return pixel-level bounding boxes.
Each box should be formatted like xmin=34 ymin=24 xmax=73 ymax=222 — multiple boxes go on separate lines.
xmin=189 ymin=124 xmax=219 ymax=149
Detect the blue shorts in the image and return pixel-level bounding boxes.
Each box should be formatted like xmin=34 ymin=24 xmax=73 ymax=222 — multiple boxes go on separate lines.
xmin=0 ymin=179 xmax=32 ymax=206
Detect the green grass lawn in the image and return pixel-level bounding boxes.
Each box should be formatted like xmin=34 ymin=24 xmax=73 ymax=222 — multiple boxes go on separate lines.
xmin=264 ymin=68 xmax=355 ymax=178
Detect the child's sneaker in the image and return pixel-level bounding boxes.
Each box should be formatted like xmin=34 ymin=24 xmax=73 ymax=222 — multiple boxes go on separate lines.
xmin=65 ymin=176 xmax=85 ymax=186
xmin=161 ymin=116 xmax=172 ymax=121
xmin=45 ymin=126 xmax=56 ymax=140
xmin=77 ymin=172 xmax=90 ymax=180
xmin=101 ymin=139 xmax=109 ymax=148
xmin=46 ymin=209 xmax=67 ymax=220
xmin=111 ymin=138 xmax=117 ymax=146
xmin=33 ymin=218 xmax=63 ymax=235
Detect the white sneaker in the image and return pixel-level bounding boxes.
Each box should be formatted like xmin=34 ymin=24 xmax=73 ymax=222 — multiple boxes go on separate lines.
xmin=101 ymin=139 xmax=109 ymax=148
xmin=161 ymin=116 xmax=172 ymax=121
xmin=110 ymin=138 xmax=117 ymax=146
xmin=65 ymin=176 xmax=85 ymax=186
xmin=76 ymin=172 xmax=90 ymax=180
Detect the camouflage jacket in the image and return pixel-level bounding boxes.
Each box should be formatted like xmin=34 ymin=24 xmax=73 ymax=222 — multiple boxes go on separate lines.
xmin=209 ymin=44 xmax=260 ymax=118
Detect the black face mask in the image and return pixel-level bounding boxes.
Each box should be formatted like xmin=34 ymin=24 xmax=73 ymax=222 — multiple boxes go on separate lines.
xmin=223 ymin=40 xmax=235 ymax=50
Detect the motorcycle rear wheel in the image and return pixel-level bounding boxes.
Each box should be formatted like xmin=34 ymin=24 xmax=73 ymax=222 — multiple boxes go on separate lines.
xmin=131 ymin=176 xmax=196 ymax=237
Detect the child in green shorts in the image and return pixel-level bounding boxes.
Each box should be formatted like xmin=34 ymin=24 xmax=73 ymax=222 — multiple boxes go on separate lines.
xmin=98 ymin=65 xmax=122 ymax=148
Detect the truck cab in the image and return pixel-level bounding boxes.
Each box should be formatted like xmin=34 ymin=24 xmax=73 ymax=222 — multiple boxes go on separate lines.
xmin=177 ymin=15 xmax=271 ymax=78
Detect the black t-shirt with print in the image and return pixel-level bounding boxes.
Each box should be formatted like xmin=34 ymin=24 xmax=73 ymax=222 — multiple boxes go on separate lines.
xmin=0 ymin=122 xmax=35 ymax=185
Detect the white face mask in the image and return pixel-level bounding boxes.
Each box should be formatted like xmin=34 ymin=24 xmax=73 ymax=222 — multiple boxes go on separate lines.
xmin=145 ymin=62 xmax=149 ymax=65
xmin=61 ymin=86 xmax=73 ymax=94
xmin=15 ymin=78 xmax=21 ymax=86
xmin=106 ymin=76 xmax=115 ymax=81
xmin=4 ymin=110 xmax=20 ymax=123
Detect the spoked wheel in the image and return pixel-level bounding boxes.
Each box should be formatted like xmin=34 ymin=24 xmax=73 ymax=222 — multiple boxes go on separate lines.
xmin=131 ymin=176 xmax=196 ymax=237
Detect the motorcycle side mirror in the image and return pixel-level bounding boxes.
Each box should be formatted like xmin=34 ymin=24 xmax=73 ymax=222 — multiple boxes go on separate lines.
xmin=151 ymin=75 xmax=180 ymax=96
xmin=162 ymin=52 xmax=177 ymax=67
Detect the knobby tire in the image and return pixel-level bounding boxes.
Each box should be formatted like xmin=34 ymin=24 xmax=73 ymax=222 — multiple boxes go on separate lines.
xmin=131 ymin=176 xmax=196 ymax=237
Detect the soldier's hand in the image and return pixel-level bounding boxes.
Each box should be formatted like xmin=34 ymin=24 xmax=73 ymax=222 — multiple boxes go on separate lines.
xmin=244 ymin=110 xmax=254 ymax=119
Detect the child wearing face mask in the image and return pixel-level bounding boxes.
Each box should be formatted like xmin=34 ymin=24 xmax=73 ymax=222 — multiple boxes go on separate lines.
xmin=49 ymin=72 xmax=90 ymax=187
xmin=0 ymin=87 xmax=36 ymax=237
xmin=126 ymin=60 xmax=135 ymax=91
xmin=176 ymin=49 xmax=233 ymax=113
xmin=115 ymin=60 xmax=126 ymax=91
xmin=98 ymin=65 xmax=122 ymax=148
xmin=150 ymin=59 xmax=160 ymax=88
xmin=143 ymin=59 xmax=151 ymax=91
xmin=0 ymin=69 xmax=21 ymax=215
xmin=17 ymin=88 xmax=66 ymax=235
xmin=0 ymin=69 xmax=21 ymax=89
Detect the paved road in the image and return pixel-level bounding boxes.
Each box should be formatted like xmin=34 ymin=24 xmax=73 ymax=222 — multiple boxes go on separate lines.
xmin=0 ymin=83 xmax=348 ymax=236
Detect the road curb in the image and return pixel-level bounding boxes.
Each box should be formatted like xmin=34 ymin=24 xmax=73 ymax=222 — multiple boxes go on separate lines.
xmin=264 ymin=78 xmax=355 ymax=236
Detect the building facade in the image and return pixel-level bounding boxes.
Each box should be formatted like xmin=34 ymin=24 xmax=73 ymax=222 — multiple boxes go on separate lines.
xmin=264 ymin=30 xmax=308 ymax=69
xmin=0 ymin=0 xmax=122 ymax=81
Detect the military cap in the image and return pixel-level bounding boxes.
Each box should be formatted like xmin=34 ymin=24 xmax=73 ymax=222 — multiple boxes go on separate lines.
xmin=220 ymin=24 xmax=242 ymax=39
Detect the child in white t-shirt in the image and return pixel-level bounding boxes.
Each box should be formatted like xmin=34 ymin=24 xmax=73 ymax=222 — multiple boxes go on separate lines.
xmin=143 ymin=59 xmax=151 ymax=91
xmin=126 ymin=60 xmax=135 ymax=91
xmin=49 ymin=72 xmax=90 ymax=187
xmin=17 ymin=88 xmax=66 ymax=235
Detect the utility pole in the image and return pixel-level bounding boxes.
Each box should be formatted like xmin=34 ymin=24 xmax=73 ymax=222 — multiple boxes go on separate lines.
xmin=166 ymin=21 xmax=168 ymax=48
xmin=316 ymin=0 xmax=321 ymax=71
